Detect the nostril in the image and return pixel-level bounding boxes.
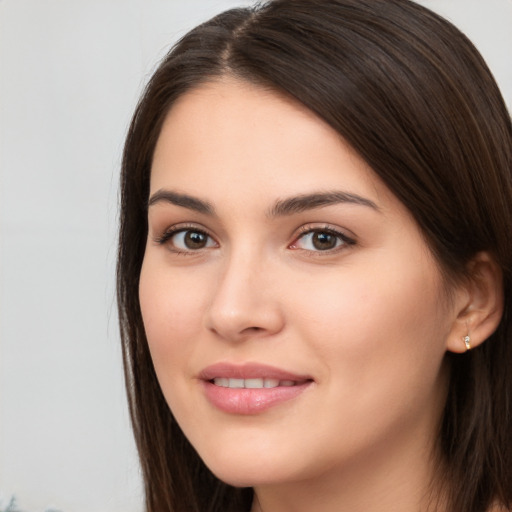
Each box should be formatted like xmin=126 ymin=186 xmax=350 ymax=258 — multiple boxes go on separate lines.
xmin=243 ymin=326 xmax=264 ymax=333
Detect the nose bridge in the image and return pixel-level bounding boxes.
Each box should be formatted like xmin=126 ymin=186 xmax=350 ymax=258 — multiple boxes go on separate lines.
xmin=205 ymin=242 xmax=283 ymax=341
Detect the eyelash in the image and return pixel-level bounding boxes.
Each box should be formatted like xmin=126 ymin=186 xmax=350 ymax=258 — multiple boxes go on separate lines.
xmin=290 ymin=225 xmax=356 ymax=254
xmin=154 ymin=224 xmax=217 ymax=255
xmin=153 ymin=224 xmax=356 ymax=255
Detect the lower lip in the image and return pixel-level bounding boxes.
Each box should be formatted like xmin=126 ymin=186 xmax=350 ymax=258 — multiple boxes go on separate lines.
xmin=202 ymin=380 xmax=312 ymax=415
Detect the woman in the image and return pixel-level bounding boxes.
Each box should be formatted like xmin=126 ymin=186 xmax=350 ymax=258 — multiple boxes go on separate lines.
xmin=117 ymin=0 xmax=512 ymax=511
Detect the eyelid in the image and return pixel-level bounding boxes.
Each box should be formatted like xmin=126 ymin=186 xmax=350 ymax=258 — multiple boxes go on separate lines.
xmin=151 ymin=221 xmax=355 ymax=255
xmin=289 ymin=224 xmax=356 ymax=252
xmin=153 ymin=222 xmax=218 ymax=250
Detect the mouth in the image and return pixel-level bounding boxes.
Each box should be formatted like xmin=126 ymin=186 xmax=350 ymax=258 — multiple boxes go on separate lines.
xmin=199 ymin=363 xmax=314 ymax=414
xmin=211 ymin=377 xmax=309 ymax=388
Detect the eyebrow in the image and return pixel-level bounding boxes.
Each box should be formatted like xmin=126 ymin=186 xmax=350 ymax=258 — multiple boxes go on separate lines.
xmin=147 ymin=189 xmax=379 ymax=217
xmin=268 ymin=191 xmax=379 ymax=217
xmin=148 ymin=190 xmax=215 ymax=215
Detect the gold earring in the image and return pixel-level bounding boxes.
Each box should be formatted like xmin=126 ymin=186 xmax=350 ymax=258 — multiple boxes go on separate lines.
xmin=463 ymin=335 xmax=471 ymax=351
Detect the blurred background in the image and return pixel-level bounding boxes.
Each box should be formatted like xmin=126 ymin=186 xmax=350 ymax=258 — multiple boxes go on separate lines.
xmin=0 ymin=1 xmax=510 ymax=511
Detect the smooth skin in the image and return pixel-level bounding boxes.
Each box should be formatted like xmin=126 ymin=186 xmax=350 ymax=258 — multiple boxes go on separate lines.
xmin=139 ymin=78 xmax=503 ymax=512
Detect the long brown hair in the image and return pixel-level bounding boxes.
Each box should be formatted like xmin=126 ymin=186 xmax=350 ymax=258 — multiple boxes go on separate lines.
xmin=117 ymin=1 xmax=512 ymax=510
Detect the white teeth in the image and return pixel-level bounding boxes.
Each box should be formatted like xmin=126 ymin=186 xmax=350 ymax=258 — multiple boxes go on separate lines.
xmin=228 ymin=378 xmax=244 ymax=388
xmin=212 ymin=377 xmax=295 ymax=389
xmin=245 ymin=378 xmax=264 ymax=389
xmin=264 ymin=378 xmax=280 ymax=388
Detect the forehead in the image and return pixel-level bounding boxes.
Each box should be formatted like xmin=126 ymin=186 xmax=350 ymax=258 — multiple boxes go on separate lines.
xmin=151 ymin=78 xmax=382 ymax=201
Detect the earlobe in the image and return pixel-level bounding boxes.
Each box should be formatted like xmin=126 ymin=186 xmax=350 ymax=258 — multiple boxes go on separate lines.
xmin=446 ymin=252 xmax=504 ymax=354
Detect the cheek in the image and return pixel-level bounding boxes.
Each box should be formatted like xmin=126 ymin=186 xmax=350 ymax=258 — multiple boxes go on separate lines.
xmin=138 ymin=257 xmax=208 ymax=377
xmin=280 ymin=259 xmax=451 ymax=468
xmin=289 ymin=253 xmax=449 ymax=393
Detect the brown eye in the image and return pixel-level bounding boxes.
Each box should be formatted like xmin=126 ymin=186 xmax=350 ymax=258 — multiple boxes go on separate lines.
xmin=183 ymin=231 xmax=209 ymax=249
xmin=311 ymin=232 xmax=338 ymax=250
xmin=291 ymin=228 xmax=354 ymax=252
xmin=160 ymin=228 xmax=217 ymax=251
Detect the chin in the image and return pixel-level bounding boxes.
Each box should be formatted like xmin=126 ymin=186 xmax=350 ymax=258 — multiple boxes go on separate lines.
xmin=210 ymin=466 xmax=289 ymax=489
xmin=199 ymin=446 xmax=301 ymax=488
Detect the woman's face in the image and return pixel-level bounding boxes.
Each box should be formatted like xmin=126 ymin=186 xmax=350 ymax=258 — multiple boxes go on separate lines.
xmin=139 ymin=78 xmax=458 ymax=489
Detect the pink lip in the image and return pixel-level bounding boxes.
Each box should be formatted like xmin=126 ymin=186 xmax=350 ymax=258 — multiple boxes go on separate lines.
xmin=199 ymin=362 xmax=314 ymax=415
xmin=199 ymin=362 xmax=311 ymax=381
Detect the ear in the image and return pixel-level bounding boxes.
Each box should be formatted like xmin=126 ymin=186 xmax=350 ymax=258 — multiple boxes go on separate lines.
xmin=446 ymin=252 xmax=504 ymax=353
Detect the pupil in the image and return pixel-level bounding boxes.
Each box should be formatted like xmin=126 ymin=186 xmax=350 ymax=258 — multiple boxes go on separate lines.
xmin=313 ymin=232 xmax=336 ymax=250
xmin=185 ymin=231 xmax=207 ymax=249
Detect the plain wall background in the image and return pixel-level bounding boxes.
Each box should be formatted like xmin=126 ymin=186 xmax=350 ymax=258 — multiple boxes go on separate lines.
xmin=0 ymin=1 xmax=510 ymax=511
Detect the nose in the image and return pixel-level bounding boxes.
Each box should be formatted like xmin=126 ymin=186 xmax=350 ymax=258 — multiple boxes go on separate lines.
xmin=204 ymin=250 xmax=285 ymax=342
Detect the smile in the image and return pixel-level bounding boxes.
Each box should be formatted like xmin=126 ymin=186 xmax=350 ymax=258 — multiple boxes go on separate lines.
xmin=212 ymin=378 xmax=304 ymax=388
xmin=200 ymin=363 xmax=314 ymax=414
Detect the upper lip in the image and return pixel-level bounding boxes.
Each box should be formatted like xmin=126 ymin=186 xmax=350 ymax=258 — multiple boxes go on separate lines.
xmin=199 ymin=362 xmax=313 ymax=382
